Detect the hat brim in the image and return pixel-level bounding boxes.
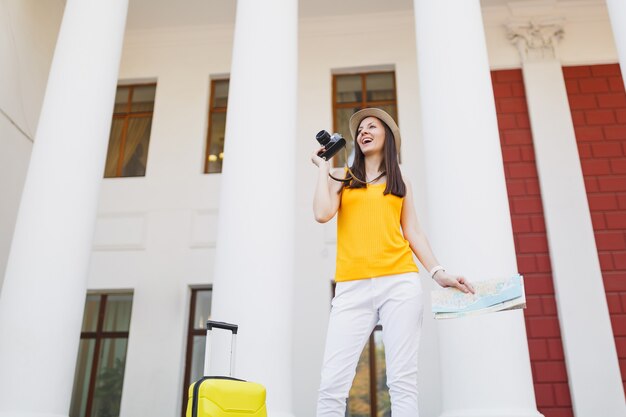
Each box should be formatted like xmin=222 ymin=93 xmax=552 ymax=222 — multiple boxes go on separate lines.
xmin=349 ymin=108 xmax=401 ymax=151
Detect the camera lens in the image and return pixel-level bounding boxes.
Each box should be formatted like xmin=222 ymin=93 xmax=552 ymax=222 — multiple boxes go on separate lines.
xmin=316 ymin=130 xmax=331 ymax=146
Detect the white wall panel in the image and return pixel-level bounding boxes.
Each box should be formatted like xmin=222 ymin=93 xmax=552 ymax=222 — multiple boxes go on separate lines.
xmin=93 ymin=213 xmax=148 ymax=251
xmin=189 ymin=209 xmax=218 ymax=248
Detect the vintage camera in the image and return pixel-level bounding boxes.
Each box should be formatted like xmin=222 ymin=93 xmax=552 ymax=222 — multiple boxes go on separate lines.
xmin=316 ymin=130 xmax=346 ymax=160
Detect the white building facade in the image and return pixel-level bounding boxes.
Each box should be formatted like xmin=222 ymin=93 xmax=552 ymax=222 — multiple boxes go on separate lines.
xmin=0 ymin=1 xmax=625 ymax=417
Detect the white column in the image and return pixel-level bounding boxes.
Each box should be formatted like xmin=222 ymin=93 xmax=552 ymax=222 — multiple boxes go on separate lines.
xmin=508 ymin=21 xmax=626 ymax=417
xmin=413 ymin=1 xmax=541 ymax=416
xmin=0 ymin=1 xmax=128 ymax=417
xmin=606 ymin=0 xmax=626 ymax=88
xmin=209 ymin=1 xmax=297 ymax=416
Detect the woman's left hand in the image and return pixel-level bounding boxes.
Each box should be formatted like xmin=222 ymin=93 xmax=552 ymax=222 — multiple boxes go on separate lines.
xmin=433 ymin=271 xmax=475 ymax=294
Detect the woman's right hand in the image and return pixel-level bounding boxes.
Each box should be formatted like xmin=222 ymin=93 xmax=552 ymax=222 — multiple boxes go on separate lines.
xmin=433 ymin=271 xmax=475 ymax=294
xmin=311 ymin=147 xmax=330 ymax=170
xmin=312 ymin=146 xmax=342 ymax=223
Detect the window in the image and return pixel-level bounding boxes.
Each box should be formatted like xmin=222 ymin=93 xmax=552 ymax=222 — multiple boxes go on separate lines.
xmin=70 ymin=293 xmax=133 ymax=417
xmin=181 ymin=287 xmax=213 ymax=416
xmin=205 ymin=79 xmax=229 ymax=173
xmin=331 ymin=283 xmax=391 ymax=417
xmin=332 ymin=71 xmax=398 ymax=166
xmin=104 ymin=84 xmax=156 ymax=178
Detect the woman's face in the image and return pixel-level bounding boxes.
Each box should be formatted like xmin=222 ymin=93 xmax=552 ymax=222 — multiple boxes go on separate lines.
xmin=356 ymin=116 xmax=385 ymax=156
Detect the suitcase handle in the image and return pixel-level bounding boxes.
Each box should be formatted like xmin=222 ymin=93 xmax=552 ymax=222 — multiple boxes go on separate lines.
xmin=204 ymin=320 xmax=238 ymax=377
xmin=207 ymin=320 xmax=238 ymax=334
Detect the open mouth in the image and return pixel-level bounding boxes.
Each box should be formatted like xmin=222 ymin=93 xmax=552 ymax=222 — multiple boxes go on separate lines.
xmin=362 ymin=137 xmax=373 ymax=145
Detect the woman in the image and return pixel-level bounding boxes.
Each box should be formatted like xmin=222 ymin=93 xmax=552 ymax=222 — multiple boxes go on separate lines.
xmin=311 ymin=108 xmax=474 ymax=417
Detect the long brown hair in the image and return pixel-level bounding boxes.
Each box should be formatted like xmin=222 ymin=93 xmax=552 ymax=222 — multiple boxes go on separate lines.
xmin=344 ymin=118 xmax=406 ymax=197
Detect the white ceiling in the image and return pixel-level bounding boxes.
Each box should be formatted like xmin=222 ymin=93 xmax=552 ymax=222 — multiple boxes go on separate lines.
xmin=125 ymin=0 xmax=604 ymax=31
xmin=126 ymin=0 xmax=233 ymax=30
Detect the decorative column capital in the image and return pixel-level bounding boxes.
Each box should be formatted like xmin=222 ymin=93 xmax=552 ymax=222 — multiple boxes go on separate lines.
xmin=506 ymin=19 xmax=564 ymax=62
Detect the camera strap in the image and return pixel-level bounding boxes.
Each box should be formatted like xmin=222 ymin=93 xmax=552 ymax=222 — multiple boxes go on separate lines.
xmin=328 ymin=146 xmax=386 ymax=185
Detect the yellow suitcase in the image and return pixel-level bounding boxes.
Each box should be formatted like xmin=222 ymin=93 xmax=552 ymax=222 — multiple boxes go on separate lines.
xmin=186 ymin=321 xmax=267 ymax=417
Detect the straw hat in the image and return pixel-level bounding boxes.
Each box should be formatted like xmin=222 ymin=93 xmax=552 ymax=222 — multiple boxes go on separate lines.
xmin=349 ymin=108 xmax=401 ymax=151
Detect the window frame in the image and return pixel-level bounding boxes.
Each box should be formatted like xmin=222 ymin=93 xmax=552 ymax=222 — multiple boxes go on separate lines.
xmin=331 ymin=71 xmax=399 ymax=167
xmin=204 ymin=79 xmax=229 ymax=174
xmin=105 ymin=82 xmax=156 ymax=178
xmin=74 ymin=292 xmax=133 ymax=417
xmin=181 ymin=286 xmax=213 ymax=417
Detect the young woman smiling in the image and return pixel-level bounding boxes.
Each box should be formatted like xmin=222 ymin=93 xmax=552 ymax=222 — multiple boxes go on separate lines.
xmin=311 ymin=108 xmax=474 ymax=417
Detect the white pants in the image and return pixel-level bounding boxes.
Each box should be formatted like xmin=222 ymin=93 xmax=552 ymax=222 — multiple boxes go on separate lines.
xmin=317 ymin=272 xmax=424 ymax=417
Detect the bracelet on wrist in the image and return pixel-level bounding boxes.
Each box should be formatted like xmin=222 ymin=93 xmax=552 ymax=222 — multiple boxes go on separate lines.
xmin=429 ymin=265 xmax=445 ymax=279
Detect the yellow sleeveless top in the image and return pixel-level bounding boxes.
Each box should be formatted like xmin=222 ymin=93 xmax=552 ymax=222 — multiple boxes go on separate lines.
xmin=335 ymin=183 xmax=419 ymax=282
